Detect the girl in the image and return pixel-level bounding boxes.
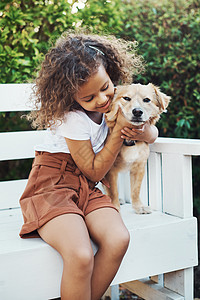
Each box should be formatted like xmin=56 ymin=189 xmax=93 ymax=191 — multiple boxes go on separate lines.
xmin=19 ymin=31 xmax=158 ymax=300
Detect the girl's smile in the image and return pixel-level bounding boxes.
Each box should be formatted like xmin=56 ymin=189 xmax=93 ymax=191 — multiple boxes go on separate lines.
xmin=74 ymin=64 xmax=114 ymax=115
xmin=97 ymin=99 xmax=110 ymax=109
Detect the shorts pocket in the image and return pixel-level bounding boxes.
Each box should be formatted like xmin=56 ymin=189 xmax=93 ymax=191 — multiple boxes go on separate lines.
xmin=34 ymin=165 xmax=62 ymax=194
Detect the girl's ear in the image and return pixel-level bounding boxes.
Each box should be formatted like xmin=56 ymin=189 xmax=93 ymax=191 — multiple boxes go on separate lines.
xmin=150 ymin=83 xmax=171 ymax=112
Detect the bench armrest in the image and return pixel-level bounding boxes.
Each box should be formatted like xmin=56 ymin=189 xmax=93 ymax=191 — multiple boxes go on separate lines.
xmin=150 ymin=137 xmax=200 ymax=156
xmin=149 ymin=138 xmax=200 ymax=218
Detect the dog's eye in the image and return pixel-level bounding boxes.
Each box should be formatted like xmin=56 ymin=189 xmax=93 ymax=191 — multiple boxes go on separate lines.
xmin=123 ymin=96 xmax=131 ymax=101
xmin=143 ymin=98 xmax=151 ymax=103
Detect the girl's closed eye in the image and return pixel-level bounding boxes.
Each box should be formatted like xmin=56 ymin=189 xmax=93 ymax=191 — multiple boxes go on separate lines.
xmin=85 ymin=96 xmax=94 ymax=102
xmin=101 ymin=83 xmax=109 ymax=91
xmin=83 ymin=83 xmax=109 ymax=102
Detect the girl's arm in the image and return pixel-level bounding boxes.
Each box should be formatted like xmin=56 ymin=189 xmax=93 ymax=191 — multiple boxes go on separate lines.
xmin=65 ymin=111 xmax=130 ymax=182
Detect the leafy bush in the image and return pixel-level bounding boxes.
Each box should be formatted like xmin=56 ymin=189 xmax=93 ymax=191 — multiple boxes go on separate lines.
xmin=0 ymin=0 xmax=75 ymax=83
xmin=79 ymin=0 xmax=200 ymax=139
xmin=1 ymin=0 xmax=199 ymax=138
xmin=0 ymin=0 xmax=199 ymax=194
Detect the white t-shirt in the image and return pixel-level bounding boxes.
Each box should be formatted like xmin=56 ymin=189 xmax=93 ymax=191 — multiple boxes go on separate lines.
xmin=35 ymin=110 xmax=108 ymax=154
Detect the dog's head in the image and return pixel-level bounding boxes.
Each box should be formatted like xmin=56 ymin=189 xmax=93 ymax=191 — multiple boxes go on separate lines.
xmin=105 ymin=83 xmax=170 ymax=128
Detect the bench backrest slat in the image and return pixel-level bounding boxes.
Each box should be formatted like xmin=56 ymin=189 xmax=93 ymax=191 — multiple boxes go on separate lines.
xmin=0 ymin=179 xmax=28 ymax=210
xmin=0 ymin=131 xmax=46 ymax=161
xmin=150 ymin=137 xmax=200 ymax=156
xmin=0 ymin=84 xmax=34 ymax=112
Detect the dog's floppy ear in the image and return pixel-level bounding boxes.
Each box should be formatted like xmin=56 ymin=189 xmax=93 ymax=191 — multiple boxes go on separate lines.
xmin=105 ymin=87 xmax=120 ymax=122
xmin=105 ymin=101 xmax=120 ymax=122
xmin=149 ymin=83 xmax=171 ymax=112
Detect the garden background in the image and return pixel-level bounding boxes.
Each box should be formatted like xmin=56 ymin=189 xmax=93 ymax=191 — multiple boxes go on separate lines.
xmin=0 ymin=0 xmax=199 ymax=298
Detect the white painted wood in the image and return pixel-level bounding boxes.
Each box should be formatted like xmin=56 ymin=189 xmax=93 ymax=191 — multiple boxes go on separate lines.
xmin=111 ymin=285 xmax=119 ymax=300
xmin=157 ymin=274 xmax=164 ymax=286
xmin=118 ymin=172 xmax=131 ymax=204
xmin=162 ymin=153 xmax=193 ymax=218
xmin=117 ymin=168 xmax=148 ymax=206
xmin=139 ymin=164 xmax=149 ymax=207
xmin=112 ymin=205 xmax=197 ymax=285
xmin=0 ymin=245 xmax=63 ymax=300
xmin=0 ymin=83 xmax=34 ymax=112
xmin=121 ymin=279 xmax=184 ymax=300
xmin=0 ymin=179 xmax=27 ymax=210
xmin=148 ymin=152 xmax=163 ymax=211
xmin=0 ymin=130 xmax=46 ymax=160
xmin=151 ymin=274 xmax=164 ymax=286
xmin=150 ymin=137 xmax=200 ymax=156
xmin=0 ymin=127 xmax=199 ymax=163
xmin=0 ymin=205 xmax=197 ymax=299
xmin=182 ymin=267 xmax=194 ymax=299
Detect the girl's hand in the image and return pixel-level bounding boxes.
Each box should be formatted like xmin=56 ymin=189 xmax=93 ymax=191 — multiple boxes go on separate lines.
xmin=121 ymin=121 xmax=159 ymax=144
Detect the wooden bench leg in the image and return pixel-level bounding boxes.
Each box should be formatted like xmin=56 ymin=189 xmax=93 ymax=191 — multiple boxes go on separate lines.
xmin=121 ymin=268 xmax=194 ymax=300
xmin=121 ymin=278 xmax=184 ymax=300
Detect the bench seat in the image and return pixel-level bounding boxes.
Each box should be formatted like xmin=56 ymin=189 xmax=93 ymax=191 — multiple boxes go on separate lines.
xmin=0 ymin=204 xmax=197 ymax=300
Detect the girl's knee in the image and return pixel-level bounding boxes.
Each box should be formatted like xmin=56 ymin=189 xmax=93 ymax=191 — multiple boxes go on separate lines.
xmin=116 ymin=227 xmax=130 ymax=254
xmin=63 ymin=247 xmax=94 ymax=277
xmin=104 ymin=227 xmax=130 ymax=259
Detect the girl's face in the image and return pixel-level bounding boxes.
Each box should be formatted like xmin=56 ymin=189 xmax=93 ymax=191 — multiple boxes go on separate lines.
xmin=74 ymin=64 xmax=114 ymax=113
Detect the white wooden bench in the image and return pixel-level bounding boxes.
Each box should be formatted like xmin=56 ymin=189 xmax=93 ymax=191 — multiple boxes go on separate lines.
xmin=0 ymin=83 xmax=199 ymax=300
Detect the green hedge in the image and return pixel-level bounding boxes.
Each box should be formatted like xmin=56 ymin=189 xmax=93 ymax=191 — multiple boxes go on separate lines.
xmin=79 ymin=0 xmax=200 ymax=139
xmin=0 ymin=0 xmax=199 ymax=202
xmin=1 ymin=0 xmax=199 ymax=139
xmin=0 ymin=0 xmax=75 ymax=83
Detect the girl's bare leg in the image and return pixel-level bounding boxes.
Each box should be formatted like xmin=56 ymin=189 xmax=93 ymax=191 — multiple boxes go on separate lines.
xmin=85 ymin=207 xmax=130 ymax=300
xmin=37 ymin=214 xmax=94 ymax=300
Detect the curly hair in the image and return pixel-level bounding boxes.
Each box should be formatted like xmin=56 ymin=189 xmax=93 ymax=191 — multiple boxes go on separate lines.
xmin=29 ymin=30 xmax=144 ymax=129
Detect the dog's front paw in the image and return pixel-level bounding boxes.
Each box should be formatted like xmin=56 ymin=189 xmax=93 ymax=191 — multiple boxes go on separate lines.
xmin=133 ymin=204 xmax=152 ymax=214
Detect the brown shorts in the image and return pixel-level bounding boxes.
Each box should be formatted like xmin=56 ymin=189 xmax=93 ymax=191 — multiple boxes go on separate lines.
xmin=19 ymin=151 xmax=117 ymax=238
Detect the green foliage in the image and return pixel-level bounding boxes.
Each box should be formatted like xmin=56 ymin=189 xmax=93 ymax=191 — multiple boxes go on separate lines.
xmin=78 ymin=0 xmax=125 ymax=34
xmin=0 ymin=112 xmax=32 ymax=132
xmin=1 ymin=0 xmax=199 ymax=140
xmin=78 ymin=0 xmax=200 ymax=139
xmin=1 ymin=0 xmax=199 ymax=136
xmin=0 ymin=0 xmax=75 ymax=83
xmin=0 ymin=0 xmax=199 ymax=198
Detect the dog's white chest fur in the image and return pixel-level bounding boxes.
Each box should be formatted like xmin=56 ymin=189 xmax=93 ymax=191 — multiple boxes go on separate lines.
xmin=121 ymin=146 xmax=140 ymax=163
xmin=114 ymin=142 xmax=150 ymax=173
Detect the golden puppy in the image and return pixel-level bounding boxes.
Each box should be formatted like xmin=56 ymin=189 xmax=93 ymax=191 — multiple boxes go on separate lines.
xmin=105 ymin=83 xmax=170 ymax=213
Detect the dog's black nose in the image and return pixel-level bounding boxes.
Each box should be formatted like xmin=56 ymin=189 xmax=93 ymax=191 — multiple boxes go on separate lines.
xmin=132 ymin=108 xmax=143 ymax=117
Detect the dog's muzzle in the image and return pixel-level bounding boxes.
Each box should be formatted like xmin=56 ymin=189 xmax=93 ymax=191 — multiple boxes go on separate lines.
xmin=132 ymin=108 xmax=143 ymax=117
xmin=131 ymin=108 xmax=144 ymax=123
